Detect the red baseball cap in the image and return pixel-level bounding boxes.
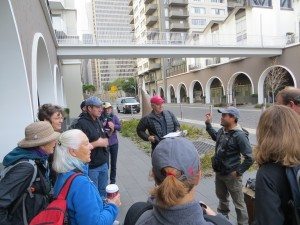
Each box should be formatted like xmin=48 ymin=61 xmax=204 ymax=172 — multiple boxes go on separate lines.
xmin=150 ymin=95 xmax=164 ymax=105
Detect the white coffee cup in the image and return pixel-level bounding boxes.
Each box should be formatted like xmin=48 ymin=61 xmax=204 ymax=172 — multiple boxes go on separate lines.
xmin=106 ymin=184 xmax=119 ymax=199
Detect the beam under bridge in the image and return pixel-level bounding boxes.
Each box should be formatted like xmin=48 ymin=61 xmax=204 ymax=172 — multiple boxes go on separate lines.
xmin=57 ymin=45 xmax=283 ymax=59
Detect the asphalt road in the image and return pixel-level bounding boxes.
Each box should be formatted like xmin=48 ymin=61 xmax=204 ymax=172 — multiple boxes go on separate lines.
xmin=115 ymin=103 xmax=262 ymax=145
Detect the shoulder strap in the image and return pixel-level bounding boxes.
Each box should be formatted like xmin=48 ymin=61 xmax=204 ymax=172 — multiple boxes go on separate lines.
xmin=57 ymin=173 xmax=81 ymax=200
xmin=124 ymin=201 xmax=153 ymax=225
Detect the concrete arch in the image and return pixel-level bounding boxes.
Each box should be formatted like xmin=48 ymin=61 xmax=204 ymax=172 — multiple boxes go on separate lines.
xmin=227 ymin=72 xmax=254 ymax=104
xmin=54 ymin=64 xmax=64 ymax=105
xmin=167 ymin=84 xmax=176 ymax=103
xmin=176 ymin=82 xmax=188 ymax=103
xmin=32 ymin=33 xmax=55 ymax=119
xmin=205 ymin=76 xmax=225 ymax=104
xmin=258 ymin=65 xmax=297 ymax=103
xmin=189 ymin=80 xmax=204 ymax=104
xmin=0 ymin=0 xmax=33 ymax=160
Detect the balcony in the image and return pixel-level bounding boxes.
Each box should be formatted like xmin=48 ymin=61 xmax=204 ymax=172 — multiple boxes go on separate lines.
xmin=49 ymin=0 xmax=65 ymax=10
xmin=144 ymin=0 xmax=154 ymax=4
xmin=131 ymin=24 xmax=135 ymax=31
xmin=145 ymin=4 xmax=157 ymax=15
xmin=149 ymin=61 xmax=161 ymax=71
xmin=169 ymin=9 xmax=188 ymax=19
xmin=147 ymin=28 xmax=159 ymax=38
xmin=130 ymin=16 xmax=134 ymax=24
xmin=169 ymin=0 xmax=188 ymax=7
xmin=129 ymin=8 xmax=133 ymax=15
xmin=227 ymin=0 xmax=245 ymax=8
xmin=170 ymin=22 xmax=189 ymax=31
xmin=129 ymin=0 xmax=133 ymax=6
xmin=146 ymin=16 xmax=158 ymax=27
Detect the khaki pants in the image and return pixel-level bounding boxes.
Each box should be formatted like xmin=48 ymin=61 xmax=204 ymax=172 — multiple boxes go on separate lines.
xmin=215 ymin=173 xmax=249 ymax=225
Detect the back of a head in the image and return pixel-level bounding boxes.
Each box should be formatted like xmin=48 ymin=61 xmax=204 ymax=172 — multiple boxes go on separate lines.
xmin=276 ymin=87 xmax=300 ymax=105
xmin=255 ymin=105 xmax=300 ymax=166
xmin=53 ymin=129 xmax=86 ymax=173
xmin=151 ymin=137 xmax=200 ymax=208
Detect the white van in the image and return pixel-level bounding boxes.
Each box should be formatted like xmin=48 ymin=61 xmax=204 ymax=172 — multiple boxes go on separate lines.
xmin=116 ymin=97 xmax=140 ymax=114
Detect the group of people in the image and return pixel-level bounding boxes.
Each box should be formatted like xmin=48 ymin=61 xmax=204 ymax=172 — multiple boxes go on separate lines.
xmin=0 ymin=97 xmax=122 ymax=225
xmin=0 ymin=86 xmax=299 ymax=225
xmin=135 ymin=87 xmax=300 ymax=225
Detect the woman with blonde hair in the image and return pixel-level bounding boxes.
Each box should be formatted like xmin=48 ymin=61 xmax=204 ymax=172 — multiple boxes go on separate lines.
xmin=253 ymin=105 xmax=300 ymax=225
xmin=52 ymin=129 xmax=121 ymax=225
xmin=129 ymin=137 xmax=231 ymax=225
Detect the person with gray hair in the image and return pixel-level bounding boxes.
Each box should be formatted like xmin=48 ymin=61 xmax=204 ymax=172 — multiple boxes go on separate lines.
xmin=276 ymin=87 xmax=300 ymax=115
xmin=52 ymin=129 xmax=121 ymax=225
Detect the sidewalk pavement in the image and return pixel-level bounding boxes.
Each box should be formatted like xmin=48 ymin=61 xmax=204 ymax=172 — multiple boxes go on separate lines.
xmin=115 ymin=134 xmax=256 ymax=224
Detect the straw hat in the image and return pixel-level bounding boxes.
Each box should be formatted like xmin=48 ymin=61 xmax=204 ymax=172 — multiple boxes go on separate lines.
xmin=18 ymin=121 xmax=60 ymax=148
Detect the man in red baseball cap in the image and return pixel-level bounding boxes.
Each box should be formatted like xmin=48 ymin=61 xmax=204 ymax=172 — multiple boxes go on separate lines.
xmin=137 ymin=95 xmax=180 ymax=153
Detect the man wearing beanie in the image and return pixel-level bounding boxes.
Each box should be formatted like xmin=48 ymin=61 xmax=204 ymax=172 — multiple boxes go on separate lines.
xmin=137 ymin=95 xmax=180 ymax=153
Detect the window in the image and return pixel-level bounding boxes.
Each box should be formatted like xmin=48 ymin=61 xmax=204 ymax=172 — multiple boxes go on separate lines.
xmin=193 ymin=0 xmax=204 ymax=2
xmin=250 ymin=0 xmax=272 ymax=7
xmin=236 ymin=16 xmax=247 ymax=43
xmin=211 ymin=0 xmax=224 ymax=3
xmin=280 ymin=0 xmax=292 ymax=8
xmin=191 ymin=19 xmax=206 ymax=26
xmin=211 ymin=8 xmax=225 ymax=15
xmin=194 ymin=7 xmax=206 ymax=14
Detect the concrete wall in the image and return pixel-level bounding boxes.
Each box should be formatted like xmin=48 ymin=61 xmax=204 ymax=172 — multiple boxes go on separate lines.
xmin=61 ymin=60 xmax=84 ymax=118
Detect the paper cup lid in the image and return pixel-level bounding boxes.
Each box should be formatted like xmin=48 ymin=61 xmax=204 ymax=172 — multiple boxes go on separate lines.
xmin=106 ymin=184 xmax=119 ymax=193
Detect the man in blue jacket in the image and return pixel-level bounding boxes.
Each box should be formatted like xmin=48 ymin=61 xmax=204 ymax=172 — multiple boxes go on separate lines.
xmin=205 ymin=107 xmax=253 ymax=225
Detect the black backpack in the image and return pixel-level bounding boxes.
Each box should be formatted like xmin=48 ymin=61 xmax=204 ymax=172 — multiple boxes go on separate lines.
xmin=124 ymin=201 xmax=232 ymax=225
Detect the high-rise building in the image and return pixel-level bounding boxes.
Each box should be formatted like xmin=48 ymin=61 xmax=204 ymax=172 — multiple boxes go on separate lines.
xmin=130 ymin=0 xmax=228 ymax=96
xmin=91 ymin=0 xmax=137 ymax=93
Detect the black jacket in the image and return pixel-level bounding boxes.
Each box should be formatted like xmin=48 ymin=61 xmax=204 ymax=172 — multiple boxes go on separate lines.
xmin=75 ymin=113 xmax=108 ymax=168
xmin=136 ymin=110 xmax=180 ymax=150
xmin=253 ymin=163 xmax=296 ymax=225
xmin=0 ymin=148 xmax=51 ymax=225
xmin=206 ymin=123 xmax=253 ymax=175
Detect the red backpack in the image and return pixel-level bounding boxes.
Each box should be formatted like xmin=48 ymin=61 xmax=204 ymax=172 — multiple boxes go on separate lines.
xmin=30 ymin=173 xmax=81 ymax=225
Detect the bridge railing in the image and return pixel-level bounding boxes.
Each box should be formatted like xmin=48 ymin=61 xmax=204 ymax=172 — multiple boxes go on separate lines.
xmin=56 ymin=31 xmax=295 ymax=48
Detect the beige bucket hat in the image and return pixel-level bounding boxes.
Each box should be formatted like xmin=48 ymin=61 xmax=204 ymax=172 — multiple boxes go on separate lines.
xmin=18 ymin=121 xmax=60 ymax=148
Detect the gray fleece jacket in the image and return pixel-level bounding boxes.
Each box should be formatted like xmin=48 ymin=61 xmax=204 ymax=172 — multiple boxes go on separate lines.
xmin=136 ymin=198 xmax=227 ymax=225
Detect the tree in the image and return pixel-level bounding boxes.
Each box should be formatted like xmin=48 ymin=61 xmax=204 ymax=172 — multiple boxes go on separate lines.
xmin=82 ymin=84 xmax=96 ymax=94
xmin=109 ymin=77 xmax=137 ymax=96
xmin=264 ymin=58 xmax=289 ymax=104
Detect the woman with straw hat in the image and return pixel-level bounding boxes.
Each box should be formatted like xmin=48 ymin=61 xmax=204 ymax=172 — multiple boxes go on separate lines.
xmin=0 ymin=121 xmax=60 ymax=225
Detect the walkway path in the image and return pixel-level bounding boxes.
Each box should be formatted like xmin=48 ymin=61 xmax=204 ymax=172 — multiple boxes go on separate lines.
xmin=115 ymin=135 xmax=256 ymax=224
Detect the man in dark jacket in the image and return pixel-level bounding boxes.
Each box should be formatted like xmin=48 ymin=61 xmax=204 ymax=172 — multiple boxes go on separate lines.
xmin=205 ymin=106 xmax=253 ymax=225
xmin=276 ymin=87 xmax=300 ymax=115
xmin=136 ymin=95 xmax=180 ymax=152
xmin=74 ymin=96 xmax=109 ymax=198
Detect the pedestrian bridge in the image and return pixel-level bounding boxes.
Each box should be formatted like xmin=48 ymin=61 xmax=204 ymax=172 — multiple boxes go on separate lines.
xmin=56 ymin=31 xmax=287 ymax=59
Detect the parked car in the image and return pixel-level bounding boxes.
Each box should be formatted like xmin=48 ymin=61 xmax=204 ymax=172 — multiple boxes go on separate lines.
xmin=116 ymin=97 xmax=140 ymax=114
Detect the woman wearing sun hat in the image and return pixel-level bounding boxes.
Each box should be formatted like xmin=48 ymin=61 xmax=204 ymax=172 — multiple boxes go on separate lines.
xmin=0 ymin=121 xmax=60 ymax=225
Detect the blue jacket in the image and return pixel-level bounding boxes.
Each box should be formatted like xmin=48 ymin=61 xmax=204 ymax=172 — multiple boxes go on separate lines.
xmin=53 ymin=165 xmax=118 ymax=225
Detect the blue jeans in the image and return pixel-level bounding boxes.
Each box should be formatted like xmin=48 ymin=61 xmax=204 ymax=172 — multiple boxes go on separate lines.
xmin=109 ymin=144 xmax=119 ymax=184
xmin=88 ymin=163 xmax=108 ymax=199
